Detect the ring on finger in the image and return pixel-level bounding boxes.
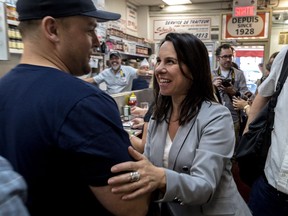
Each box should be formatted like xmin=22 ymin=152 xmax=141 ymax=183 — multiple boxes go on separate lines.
xmin=130 ymin=171 xmax=140 ymax=182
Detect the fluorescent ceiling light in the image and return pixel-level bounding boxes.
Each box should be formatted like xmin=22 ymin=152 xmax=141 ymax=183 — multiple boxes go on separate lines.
xmin=162 ymin=0 xmax=191 ymax=5
xmin=165 ymin=5 xmax=189 ymax=12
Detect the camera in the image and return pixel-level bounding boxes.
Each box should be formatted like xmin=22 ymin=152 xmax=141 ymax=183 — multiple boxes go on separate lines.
xmin=221 ymin=78 xmax=232 ymax=87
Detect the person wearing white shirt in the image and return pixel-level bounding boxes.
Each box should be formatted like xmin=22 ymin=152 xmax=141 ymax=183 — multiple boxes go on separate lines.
xmin=244 ymin=45 xmax=288 ymax=216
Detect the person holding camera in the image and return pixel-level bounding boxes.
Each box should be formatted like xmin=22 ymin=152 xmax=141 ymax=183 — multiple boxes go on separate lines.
xmin=212 ymin=44 xmax=249 ymax=147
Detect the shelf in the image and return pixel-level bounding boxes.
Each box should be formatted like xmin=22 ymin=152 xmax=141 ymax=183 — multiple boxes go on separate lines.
xmin=9 ymin=48 xmax=23 ymax=54
xmin=108 ymin=35 xmax=152 ymax=49
xmin=111 ymin=50 xmax=149 ymax=58
xmin=7 ymin=19 xmax=18 ymax=26
xmin=91 ymin=51 xmax=104 ymax=57
xmin=91 ymin=55 xmax=104 ymax=60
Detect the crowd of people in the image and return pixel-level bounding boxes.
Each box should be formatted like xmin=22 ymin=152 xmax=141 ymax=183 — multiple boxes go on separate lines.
xmin=0 ymin=0 xmax=287 ymax=215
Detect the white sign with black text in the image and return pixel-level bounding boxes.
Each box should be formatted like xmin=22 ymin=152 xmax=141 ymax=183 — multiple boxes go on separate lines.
xmin=153 ymin=18 xmax=211 ymax=41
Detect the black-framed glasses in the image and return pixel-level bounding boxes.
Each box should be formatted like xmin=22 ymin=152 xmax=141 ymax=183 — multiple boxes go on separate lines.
xmin=219 ymin=55 xmax=233 ymax=59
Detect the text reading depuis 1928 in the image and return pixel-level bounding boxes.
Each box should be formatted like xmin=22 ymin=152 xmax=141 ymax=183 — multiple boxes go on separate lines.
xmin=226 ymin=15 xmax=265 ymax=38
xmin=234 ymin=17 xmax=258 ymax=35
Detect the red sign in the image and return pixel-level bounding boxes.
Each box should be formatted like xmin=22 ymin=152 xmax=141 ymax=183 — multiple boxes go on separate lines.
xmin=234 ymin=6 xmax=256 ymax=17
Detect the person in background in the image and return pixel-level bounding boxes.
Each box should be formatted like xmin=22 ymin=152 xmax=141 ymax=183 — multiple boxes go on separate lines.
xmin=132 ymin=58 xmax=151 ymax=90
xmin=84 ymin=51 xmax=152 ymax=94
xmin=107 ymin=33 xmax=252 ymax=216
xmin=211 ymin=44 xmax=249 ymax=147
xmin=243 ymin=46 xmax=288 ymax=216
xmin=0 ymin=0 xmax=150 ymax=215
xmin=256 ymin=51 xmax=279 ymax=87
xmin=0 ymin=155 xmax=29 ymax=216
xmin=258 ymin=62 xmax=264 ymax=76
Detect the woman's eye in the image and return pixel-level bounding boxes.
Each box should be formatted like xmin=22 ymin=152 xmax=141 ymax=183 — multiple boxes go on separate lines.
xmin=167 ymin=59 xmax=175 ymax=64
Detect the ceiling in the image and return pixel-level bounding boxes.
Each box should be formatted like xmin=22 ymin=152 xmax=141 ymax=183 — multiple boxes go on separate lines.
xmin=128 ymin=0 xmax=231 ymax=7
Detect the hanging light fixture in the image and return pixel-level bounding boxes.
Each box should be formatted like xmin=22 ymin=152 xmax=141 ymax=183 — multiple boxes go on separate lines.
xmin=162 ymin=0 xmax=192 ymax=5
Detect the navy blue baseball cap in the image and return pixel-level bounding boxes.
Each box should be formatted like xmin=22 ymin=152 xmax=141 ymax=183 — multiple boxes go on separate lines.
xmin=16 ymin=0 xmax=121 ymax=22
xmin=110 ymin=51 xmax=121 ymax=59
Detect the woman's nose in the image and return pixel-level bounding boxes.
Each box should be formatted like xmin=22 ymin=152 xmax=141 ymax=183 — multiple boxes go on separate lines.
xmin=155 ymin=63 xmax=165 ymax=74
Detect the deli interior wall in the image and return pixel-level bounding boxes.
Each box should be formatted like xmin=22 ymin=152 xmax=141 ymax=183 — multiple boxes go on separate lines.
xmin=0 ymin=53 xmax=20 ymax=77
xmin=1 ymin=1 xmax=288 ymax=77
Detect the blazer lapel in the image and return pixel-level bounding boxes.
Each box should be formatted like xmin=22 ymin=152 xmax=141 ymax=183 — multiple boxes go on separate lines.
xmin=168 ymin=116 xmax=197 ymax=169
xmin=151 ymin=121 xmax=169 ymax=167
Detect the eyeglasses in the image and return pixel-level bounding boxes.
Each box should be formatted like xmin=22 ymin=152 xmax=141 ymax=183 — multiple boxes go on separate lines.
xmin=219 ymin=55 xmax=233 ymax=59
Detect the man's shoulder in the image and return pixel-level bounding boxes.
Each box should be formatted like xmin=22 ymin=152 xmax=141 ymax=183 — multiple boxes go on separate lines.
xmin=233 ymin=67 xmax=244 ymax=74
xmin=233 ymin=67 xmax=246 ymax=80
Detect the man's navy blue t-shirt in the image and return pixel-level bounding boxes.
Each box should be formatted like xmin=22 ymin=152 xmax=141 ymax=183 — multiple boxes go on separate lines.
xmin=0 ymin=64 xmax=132 ymax=215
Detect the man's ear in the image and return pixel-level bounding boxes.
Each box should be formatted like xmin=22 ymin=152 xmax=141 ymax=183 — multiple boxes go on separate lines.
xmin=41 ymin=16 xmax=60 ymax=43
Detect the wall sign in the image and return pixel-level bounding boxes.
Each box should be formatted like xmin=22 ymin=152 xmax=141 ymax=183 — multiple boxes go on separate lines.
xmin=222 ymin=12 xmax=269 ymax=39
xmin=153 ymin=17 xmax=211 ymax=41
xmin=279 ymin=32 xmax=288 ymax=45
xmin=126 ymin=3 xmax=137 ymax=32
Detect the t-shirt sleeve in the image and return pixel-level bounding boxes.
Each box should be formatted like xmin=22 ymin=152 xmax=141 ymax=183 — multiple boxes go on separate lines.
xmin=58 ymin=92 xmax=133 ymax=186
xmin=258 ymin=47 xmax=288 ymax=97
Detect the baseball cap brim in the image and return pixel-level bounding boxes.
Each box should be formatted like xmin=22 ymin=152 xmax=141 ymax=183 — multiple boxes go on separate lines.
xmin=110 ymin=51 xmax=121 ymax=58
xmin=82 ymin=9 xmax=121 ymax=22
xmin=16 ymin=0 xmax=121 ymax=22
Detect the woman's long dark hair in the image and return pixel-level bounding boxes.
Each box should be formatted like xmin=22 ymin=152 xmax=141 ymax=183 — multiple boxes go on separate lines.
xmin=152 ymin=32 xmax=216 ymax=125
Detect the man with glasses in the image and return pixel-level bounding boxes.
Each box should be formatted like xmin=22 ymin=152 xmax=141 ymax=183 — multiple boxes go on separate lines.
xmin=212 ymin=44 xmax=249 ymax=147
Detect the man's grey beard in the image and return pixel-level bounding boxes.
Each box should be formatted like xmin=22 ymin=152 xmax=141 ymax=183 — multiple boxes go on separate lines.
xmin=112 ymin=65 xmax=120 ymax=71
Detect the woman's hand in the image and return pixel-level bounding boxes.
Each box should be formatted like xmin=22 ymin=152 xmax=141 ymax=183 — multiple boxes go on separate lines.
xmin=131 ymin=106 xmax=148 ymax=117
xmin=232 ymin=96 xmax=248 ymax=110
xmin=212 ymin=77 xmax=222 ymax=88
xmin=108 ymin=146 xmax=166 ymax=200
xmin=130 ymin=117 xmax=144 ymax=129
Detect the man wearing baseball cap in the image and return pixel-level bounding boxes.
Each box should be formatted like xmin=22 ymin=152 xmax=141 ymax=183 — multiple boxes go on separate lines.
xmin=0 ymin=0 xmax=149 ymax=215
xmin=84 ymin=51 xmax=152 ymax=94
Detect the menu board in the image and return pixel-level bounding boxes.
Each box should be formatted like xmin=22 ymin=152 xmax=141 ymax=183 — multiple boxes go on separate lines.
xmin=153 ymin=17 xmax=211 ymax=41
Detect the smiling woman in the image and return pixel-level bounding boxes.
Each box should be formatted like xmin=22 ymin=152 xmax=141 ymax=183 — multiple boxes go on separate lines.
xmin=108 ymin=32 xmax=252 ymax=216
